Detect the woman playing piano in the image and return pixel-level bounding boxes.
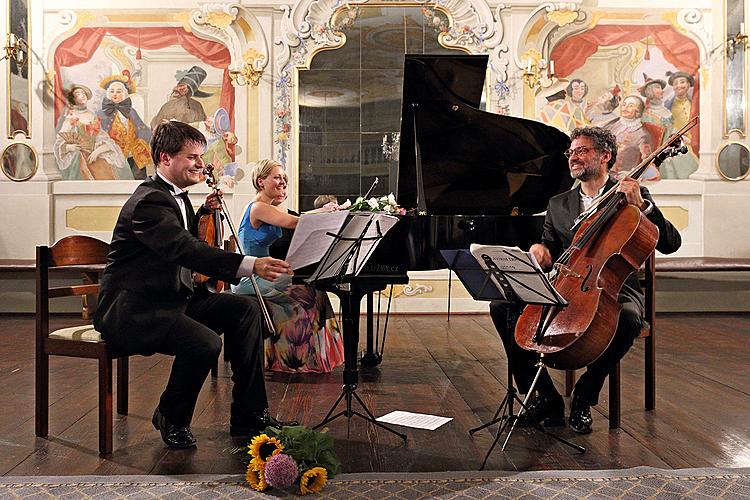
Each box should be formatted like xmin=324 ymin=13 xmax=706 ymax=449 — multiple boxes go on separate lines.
xmin=231 ymin=159 xmax=344 ymax=373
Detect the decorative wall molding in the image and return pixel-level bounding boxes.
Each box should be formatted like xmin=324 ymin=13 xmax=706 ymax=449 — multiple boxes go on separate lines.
xmin=190 ymin=3 xmax=270 ymax=84
xmin=46 ymin=5 xmax=269 ymax=89
xmin=273 ymin=0 xmax=511 ymax=167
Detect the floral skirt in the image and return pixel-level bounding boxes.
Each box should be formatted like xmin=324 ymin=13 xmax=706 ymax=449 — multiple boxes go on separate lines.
xmin=232 ymin=274 xmax=344 ymax=373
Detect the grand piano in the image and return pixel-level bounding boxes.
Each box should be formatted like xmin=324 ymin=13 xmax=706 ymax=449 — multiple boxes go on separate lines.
xmin=305 ymin=54 xmax=573 ymax=434
xmin=370 ymin=54 xmax=573 ymax=273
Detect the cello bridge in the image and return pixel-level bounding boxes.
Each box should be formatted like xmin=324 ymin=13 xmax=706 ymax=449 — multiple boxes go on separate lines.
xmin=554 ymin=263 xmax=582 ymax=279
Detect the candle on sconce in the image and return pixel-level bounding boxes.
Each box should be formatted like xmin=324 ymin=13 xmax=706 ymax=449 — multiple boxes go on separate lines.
xmin=549 ymin=60 xmax=555 ymax=76
xmin=741 ymin=22 xmax=746 ymax=34
xmin=526 ymin=59 xmax=532 ymax=73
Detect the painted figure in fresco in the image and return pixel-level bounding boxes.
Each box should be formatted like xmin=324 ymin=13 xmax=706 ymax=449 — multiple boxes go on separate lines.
xmin=150 ymin=66 xmax=237 ymax=173
xmin=97 ymin=74 xmax=152 ymax=180
xmin=193 ymin=109 xmax=238 ymax=172
xmin=54 ymin=85 xmax=133 ymax=180
xmin=639 ymin=74 xmax=672 ymax=136
xmin=150 ymin=66 xmax=211 ymax=129
xmin=586 ymin=86 xmax=621 ymax=129
xmin=607 ymin=95 xmax=661 ymax=180
xmin=538 ymin=79 xmax=590 ymax=134
xmin=659 ymin=70 xmax=698 ymax=179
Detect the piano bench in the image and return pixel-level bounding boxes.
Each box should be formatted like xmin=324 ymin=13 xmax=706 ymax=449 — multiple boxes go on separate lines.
xmin=563 ymin=252 xmax=656 ymax=430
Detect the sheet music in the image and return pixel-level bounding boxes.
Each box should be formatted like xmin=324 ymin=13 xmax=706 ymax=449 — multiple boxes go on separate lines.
xmin=469 ymin=244 xmax=566 ymax=305
xmin=285 ymin=211 xmax=349 ymax=270
xmin=375 ymin=411 xmax=452 ymax=430
xmin=309 ymin=213 xmax=399 ymax=281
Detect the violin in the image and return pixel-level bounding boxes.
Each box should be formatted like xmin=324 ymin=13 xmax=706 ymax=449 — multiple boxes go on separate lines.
xmin=196 ymin=164 xmax=277 ymax=337
xmin=514 ymin=117 xmax=697 ymax=371
xmin=195 ymin=166 xmax=225 ymax=294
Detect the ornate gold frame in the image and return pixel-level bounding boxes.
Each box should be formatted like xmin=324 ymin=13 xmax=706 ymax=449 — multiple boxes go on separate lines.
xmin=7 ymin=0 xmax=31 ymax=139
xmin=1 ymin=140 xmax=38 ymax=182
xmin=723 ymin=0 xmax=747 ymax=138
xmin=715 ymin=141 xmax=750 ymax=181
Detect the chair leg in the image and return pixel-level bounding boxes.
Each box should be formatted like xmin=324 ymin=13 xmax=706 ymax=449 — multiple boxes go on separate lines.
xmin=99 ymin=357 xmax=113 ymax=455
xmin=609 ymin=362 xmax=621 ymax=430
xmin=564 ymin=370 xmax=575 ymax=397
xmin=116 ymin=357 xmax=129 ymax=415
xmin=645 ymin=332 xmax=655 ymax=411
xmin=35 ymin=353 xmax=49 ymax=438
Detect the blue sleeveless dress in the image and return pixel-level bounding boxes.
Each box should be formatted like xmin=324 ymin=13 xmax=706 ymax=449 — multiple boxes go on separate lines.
xmin=231 ymin=202 xmax=344 ymax=373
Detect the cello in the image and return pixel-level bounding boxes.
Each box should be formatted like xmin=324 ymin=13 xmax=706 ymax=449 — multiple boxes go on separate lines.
xmin=195 ymin=164 xmax=277 ymax=336
xmin=514 ymin=117 xmax=697 ymax=371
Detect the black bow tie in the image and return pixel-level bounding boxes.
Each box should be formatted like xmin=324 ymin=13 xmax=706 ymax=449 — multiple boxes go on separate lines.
xmin=176 ymin=191 xmax=190 ymax=202
xmin=101 ymin=97 xmax=133 ymax=117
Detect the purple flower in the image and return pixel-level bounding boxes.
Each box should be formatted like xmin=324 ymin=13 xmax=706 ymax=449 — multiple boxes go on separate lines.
xmin=264 ymin=453 xmax=299 ymax=488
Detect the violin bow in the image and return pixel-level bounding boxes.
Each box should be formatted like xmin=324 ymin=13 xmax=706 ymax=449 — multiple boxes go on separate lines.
xmin=203 ymin=164 xmax=277 ymax=337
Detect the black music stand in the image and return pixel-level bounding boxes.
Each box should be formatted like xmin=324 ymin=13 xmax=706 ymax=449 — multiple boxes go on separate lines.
xmin=307 ymin=213 xmax=407 ymax=440
xmin=441 ymin=248 xmax=584 ymax=469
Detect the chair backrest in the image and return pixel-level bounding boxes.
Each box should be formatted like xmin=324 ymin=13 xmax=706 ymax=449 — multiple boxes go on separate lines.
xmin=36 ymin=235 xmax=109 ymax=340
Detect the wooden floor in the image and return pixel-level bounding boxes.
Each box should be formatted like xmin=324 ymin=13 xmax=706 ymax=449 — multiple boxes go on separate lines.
xmin=1 ymin=312 xmax=749 ymax=476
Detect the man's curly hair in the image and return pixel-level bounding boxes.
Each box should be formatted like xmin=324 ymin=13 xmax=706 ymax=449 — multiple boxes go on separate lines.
xmin=570 ymin=126 xmax=618 ymax=169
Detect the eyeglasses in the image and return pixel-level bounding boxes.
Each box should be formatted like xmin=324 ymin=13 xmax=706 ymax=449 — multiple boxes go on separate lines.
xmin=563 ymin=146 xmax=599 ymax=159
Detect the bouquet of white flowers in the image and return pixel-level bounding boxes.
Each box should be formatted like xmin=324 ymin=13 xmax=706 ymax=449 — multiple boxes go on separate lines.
xmin=346 ymin=193 xmax=406 ymax=215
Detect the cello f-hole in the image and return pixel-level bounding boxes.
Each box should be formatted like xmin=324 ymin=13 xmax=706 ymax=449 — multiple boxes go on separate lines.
xmin=581 ymin=264 xmax=593 ymax=292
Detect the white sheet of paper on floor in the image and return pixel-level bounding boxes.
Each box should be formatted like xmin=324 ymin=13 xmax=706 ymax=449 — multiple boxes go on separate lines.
xmin=375 ymin=411 xmax=452 ymax=430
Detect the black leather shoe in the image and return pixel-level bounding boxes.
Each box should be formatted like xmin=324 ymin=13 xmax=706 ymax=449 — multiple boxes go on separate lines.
xmin=152 ymin=407 xmax=197 ymax=449
xmin=569 ymin=396 xmax=593 ymax=434
xmin=517 ymin=394 xmax=565 ymax=427
xmin=230 ymin=408 xmax=299 ymax=437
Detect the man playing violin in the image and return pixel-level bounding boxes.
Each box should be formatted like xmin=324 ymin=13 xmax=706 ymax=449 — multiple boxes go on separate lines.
xmin=490 ymin=126 xmax=681 ymax=433
xmin=95 ymin=120 xmax=296 ymax=448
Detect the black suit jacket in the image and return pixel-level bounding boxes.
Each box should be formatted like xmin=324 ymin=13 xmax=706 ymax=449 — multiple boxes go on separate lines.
xmin=541 ymin=177 xmax=681 ymax=305
xmin=94 ymin=175 xmax=244 ymax=357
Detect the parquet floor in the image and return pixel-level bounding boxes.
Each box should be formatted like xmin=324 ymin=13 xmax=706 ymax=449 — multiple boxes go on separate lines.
xmin=1 ymin=312 xmax=748 ymax=475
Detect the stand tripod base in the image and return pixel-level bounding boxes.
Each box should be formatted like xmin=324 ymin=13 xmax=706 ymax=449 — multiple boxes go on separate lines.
xmin=313 ymin=384 xmax=407 ymax=441
xmin=471 ymin=363 xmax=586 ymax=470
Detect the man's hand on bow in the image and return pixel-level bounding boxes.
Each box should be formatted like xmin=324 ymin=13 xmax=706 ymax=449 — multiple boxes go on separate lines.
xmin=616 ymin=176 xmax=646 ymax=209
xmin=253 ymin=257 xmax=292 ymax=281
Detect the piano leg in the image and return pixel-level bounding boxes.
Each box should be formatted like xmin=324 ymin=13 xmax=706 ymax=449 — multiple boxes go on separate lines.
xmin=360 ymin=291 xmax=382 ymax=367
xmin=313 ymin=284 xmax=406 ymax=441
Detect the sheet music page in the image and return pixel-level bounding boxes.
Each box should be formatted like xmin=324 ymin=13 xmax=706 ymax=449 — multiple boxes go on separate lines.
xmin=469 ymin=244 xmax=566 ymax=305
xmin=285 ymin=211 xmax=349 ymax=270
xmin=310 ymin=213 xmax=399 ymax=281
xmin=346 ymin=213 xmax=399 ymax=275
xmin=375 ymin=410 xmax=452 ymax=430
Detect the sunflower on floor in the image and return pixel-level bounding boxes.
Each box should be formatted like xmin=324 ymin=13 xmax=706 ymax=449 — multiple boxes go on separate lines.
xmin=230 ymin=426 xmax=341 ymax=494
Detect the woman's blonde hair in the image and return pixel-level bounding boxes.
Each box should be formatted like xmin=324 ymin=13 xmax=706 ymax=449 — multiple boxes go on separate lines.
xmin=251 ymin=159 xmax=286 ymax=192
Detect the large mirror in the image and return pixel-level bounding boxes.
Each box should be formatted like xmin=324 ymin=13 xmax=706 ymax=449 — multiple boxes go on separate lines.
xmin=725 ymin=0 xmax=746 ymax=136
xmin=716 ymin=142 xmax=750 ymax=180
xmin=1 ymin=142 xmax=38 ymax=181
xmin=8 ymin=0 xmax=30 ymax=138
xmin=296 ymin=5 xmax=469 ymax=211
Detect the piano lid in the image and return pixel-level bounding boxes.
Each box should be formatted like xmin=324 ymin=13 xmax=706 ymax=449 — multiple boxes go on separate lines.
xmin=397 ymin=54 xmax=574 ymax=216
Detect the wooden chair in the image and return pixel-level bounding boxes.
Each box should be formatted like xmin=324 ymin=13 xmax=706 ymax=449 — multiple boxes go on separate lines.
xmin=564 ymin=252 xmax=655 ymax=429
xmin=35 ymin=235 xmax=128 ymax=455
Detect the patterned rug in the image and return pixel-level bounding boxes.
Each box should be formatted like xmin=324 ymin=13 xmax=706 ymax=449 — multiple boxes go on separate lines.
xmin=1 ymin=467 xmax=749 ymax=498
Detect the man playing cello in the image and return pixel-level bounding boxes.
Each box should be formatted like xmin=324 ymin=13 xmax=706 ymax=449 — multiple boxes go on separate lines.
xmin=490 ymin=126 xmax=681 ymax=433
